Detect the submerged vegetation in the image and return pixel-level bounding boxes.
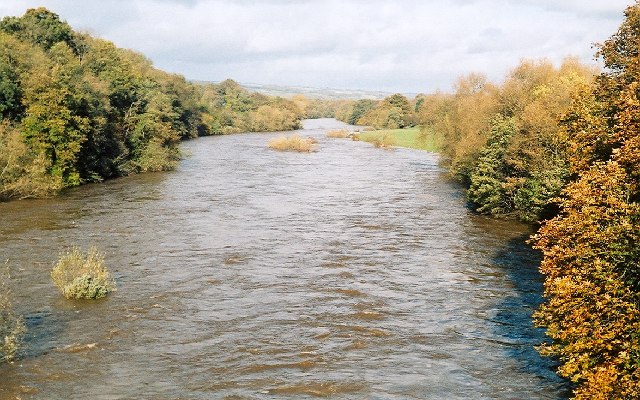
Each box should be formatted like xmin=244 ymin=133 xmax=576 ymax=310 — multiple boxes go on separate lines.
xmin=268 ymin=135 xmax=316 ymax=153
xmin=0 ymin=8 xmax=302 ymax=201
xmin=0 ymin=263 xmax=25 ymax=363
xmin=51 ymin=247 xmax=115 ymax=300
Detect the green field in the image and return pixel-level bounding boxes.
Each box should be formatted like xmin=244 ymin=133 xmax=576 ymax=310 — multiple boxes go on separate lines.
xmin=357 ymin=126 xmax=440 ymax=152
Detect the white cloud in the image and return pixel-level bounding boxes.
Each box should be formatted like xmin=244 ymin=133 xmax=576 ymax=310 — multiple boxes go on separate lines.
xmin=0 ymin=0 xmax=633 ymax=92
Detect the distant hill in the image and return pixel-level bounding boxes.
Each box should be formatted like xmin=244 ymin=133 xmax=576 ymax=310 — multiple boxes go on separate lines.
xmin=195 ymin=81 xmax=418 ymax=100
xmin=241 ymin=82 xmax=399 ymax=100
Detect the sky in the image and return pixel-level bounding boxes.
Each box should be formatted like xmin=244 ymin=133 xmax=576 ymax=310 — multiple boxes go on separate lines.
xmin=0 ymin=0 xmax=633 ymax=93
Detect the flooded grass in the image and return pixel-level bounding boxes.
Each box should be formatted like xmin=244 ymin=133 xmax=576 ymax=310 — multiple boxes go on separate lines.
xmin=0 ymin=263 xmax=25 ymax=363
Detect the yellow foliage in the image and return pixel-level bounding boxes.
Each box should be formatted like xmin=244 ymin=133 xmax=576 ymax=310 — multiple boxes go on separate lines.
xmin=326 ymin=129 xmax=349 ymax=138
xmin=51 ymin=247 xmax=115 ymax=300
xmin=533 ymin=5 xmax=640 ymax=395
xmin=0 ymin=122 xmax=61 ymax=199
xmin=267 ymin=135 xmax=316 ymax=152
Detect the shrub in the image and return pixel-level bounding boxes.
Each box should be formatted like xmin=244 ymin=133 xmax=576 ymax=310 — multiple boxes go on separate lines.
xmin=0 ymin=263 xmax=26 ymax=363
xmin=267 ymin=135 xmax=316 ymax=152
xmin=0 ymin=122 xmax=61 ymax=200
xmin=371 ymin=133 xmax=395 ymax=148
xmin=51 ymin=247 xmax=115 ymax=299
xmin=134 ymin=138 xmax=180 ymax=173
xmin=326 ymin=129 xmax=349 ymax=138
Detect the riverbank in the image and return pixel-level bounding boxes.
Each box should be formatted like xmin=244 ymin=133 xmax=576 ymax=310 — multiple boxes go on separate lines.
xmin=356 ymin=126 xmax=440 ymax=152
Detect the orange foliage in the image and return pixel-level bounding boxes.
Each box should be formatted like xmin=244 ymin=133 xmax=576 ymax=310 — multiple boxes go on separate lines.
xmin=534 ymin=2 xmax=640 ymax=398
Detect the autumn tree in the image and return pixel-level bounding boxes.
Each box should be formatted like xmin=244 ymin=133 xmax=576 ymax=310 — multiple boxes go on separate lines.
xmin=358 ymin=93 xmax=415 ymax=129
xmin=534 ymin=2 xmax=640 ymax=398
xmin=436 ymin=73 xmax=497 ymax=183
xmin=421 ymin=59 xmax=595 ymax=222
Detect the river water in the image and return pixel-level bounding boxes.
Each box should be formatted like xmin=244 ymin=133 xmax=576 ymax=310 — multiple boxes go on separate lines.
xmin=0 ymin=119 xmax=567 ymax=399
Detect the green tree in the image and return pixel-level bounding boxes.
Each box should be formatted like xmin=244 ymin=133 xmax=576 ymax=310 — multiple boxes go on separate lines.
xmin=0 ymin=59 xmax=23 ymax=120
xmin=347 ymin=99 xmax=376 ymax=125
xmin=20 ymin=43 xmax=91 ymax=187
xmin=0 ymin=7 xmax=77 ymax=52
xmin=468 ymin=116 xmax=518 ymax=215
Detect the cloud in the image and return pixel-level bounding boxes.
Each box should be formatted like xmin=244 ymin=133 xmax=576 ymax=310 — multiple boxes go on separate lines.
xmin=0 ymin=0 xmax=632 ymax=92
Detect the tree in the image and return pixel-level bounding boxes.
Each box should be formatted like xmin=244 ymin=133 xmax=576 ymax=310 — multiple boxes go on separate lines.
xmin=347 ymin=99 xmax=376 ymax=125
xmin=534 ymin=2 xmax=640 ymax=398
xmin=358 ymin=94 xmax=416 ymax=129
xmin=0 ymin=8 xmax=77 ymax=52
xmin=0 ymin=59 xmax=23 ymax=120
xmin=467 ymin=116 xmax=518 ymax=216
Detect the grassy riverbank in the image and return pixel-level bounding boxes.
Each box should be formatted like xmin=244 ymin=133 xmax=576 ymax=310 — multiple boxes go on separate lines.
xmin=357 ymin=127 xmax=440 ymax=152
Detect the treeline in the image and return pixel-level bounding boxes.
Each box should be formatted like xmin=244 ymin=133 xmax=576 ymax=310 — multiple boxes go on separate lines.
xmin=0 ymin=8 xmax=302 ymax=200
xmin=412 ymin=3 xmax=640 ymax=397
xmin=417 ymin=59 xmax=597 ymax=222
xmin=335 ymin=93 xmax=417 ymax=129
xmin=200 ymin=79 xmax=301 ymax=134
xmin=532 ymin=4 xmax=640 ymax=398
xmin=290 ymin=93 xmax=419 ymax=130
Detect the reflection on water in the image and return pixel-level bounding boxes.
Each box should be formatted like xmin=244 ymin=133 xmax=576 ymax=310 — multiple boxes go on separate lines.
xmin=0 ymin=119 xmax=567 ymax=399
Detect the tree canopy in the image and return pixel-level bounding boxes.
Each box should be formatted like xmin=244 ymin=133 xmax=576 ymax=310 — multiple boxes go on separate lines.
xmin=533 ymin=2 xmax=640 ymax=397
xmin=0 ymin=8 xmax=303 ymax=200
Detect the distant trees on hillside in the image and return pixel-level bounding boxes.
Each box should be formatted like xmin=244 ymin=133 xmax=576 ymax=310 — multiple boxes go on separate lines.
xmin=199 ymin=79 xmax=302 ymax=134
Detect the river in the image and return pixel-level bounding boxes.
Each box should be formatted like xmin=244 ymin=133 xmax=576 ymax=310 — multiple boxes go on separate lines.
xmin=0 ymin=119 xmax=567 ymax=399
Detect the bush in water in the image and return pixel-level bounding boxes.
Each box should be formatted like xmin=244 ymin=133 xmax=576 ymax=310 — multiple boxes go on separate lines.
xmin=51 ymin=247 xmax=115 ymax=300
xmin=268 ymin=135 xmax=316 ymax=152
xmin=326 ymin=129 xmax=350 ymax=138
xmin=0 ymin=263 xmax=26 ymax=362
xmin=371 ymin=133 xmax=396 ymax=148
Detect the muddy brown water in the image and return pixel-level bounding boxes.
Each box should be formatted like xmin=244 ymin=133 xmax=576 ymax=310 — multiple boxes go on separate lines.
xmin=0 ymin=119 xmax=568 ymax=399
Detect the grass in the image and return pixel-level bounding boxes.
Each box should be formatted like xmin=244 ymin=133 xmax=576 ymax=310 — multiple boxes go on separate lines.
xmin=356 ymin=126 xmax=441 ymax=152
xmin=51 ymin=247 xmax=116 ymax=300
xmin=268 ymin=135 xmax=316 ymax=152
